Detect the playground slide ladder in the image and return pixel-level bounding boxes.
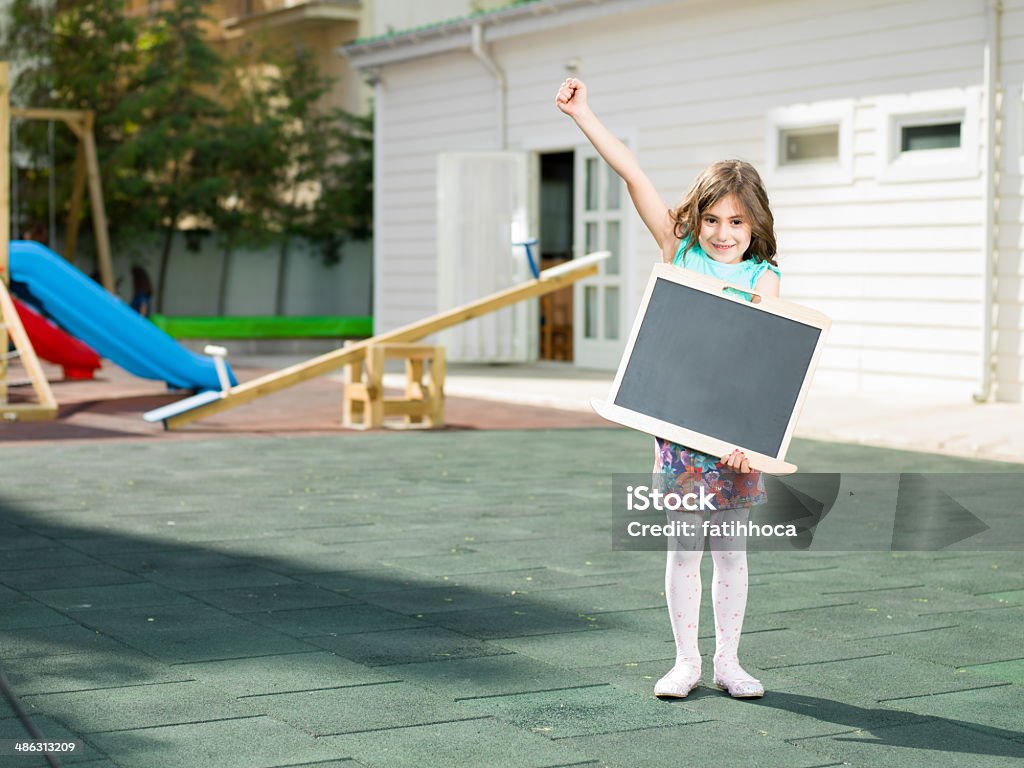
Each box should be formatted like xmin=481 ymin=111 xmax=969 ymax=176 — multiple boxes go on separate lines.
xmin=156 ymin=251 xmax=610 ymax=430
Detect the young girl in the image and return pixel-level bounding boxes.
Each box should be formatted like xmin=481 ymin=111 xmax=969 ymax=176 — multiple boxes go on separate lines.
xmin=556 ymin=78 xmax=780 ymax=699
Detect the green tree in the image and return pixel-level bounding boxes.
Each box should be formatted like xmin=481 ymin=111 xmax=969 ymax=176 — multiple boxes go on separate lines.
xmin=3 ymin=1 xmax=373 ymax=315
xmin=201 ymin=42 xmax=373 ymax=314
xmin=206 ymin=41 xmax=291 ymax=313
xmin=1 ymin=0 xmax=141 ymax=245
xmin=111 ymin=0 xmax=227 ymax=311
xmin=257 ymin=45 xmax=373 ymax=313
xmin=307 ymin=108 xmax=373 ymax=264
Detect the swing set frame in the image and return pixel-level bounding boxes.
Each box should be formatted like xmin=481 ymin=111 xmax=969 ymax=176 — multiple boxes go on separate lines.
xmin=1 ymin=61 xmax=114 ymax=422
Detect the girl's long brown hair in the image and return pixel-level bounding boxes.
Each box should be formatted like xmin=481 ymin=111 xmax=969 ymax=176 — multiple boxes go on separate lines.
xmin=671 ymin=160 xmax=778 ymax=266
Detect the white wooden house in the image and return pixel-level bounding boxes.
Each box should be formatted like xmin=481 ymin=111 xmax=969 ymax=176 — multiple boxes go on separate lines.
xmin=343 ymin=0 xmax=1024 ymax=402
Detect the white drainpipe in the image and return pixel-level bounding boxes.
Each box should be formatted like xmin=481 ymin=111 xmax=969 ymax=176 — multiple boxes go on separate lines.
xmin=471 ymin=22 xmax=507 ymax=150
xmin=975 ymin=0 xmax=1002 ymax=403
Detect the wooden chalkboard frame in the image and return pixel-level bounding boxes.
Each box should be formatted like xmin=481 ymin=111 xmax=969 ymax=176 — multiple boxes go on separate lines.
xmin=591 ymin=262 xmax=831 ymax=475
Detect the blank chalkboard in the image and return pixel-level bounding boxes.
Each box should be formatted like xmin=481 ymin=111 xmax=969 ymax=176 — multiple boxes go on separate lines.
xmin=592 ymin=264 xmax=830 ymax=474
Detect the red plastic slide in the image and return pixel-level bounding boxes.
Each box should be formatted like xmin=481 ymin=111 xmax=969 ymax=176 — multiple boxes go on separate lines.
xmin=13 ymin=298 xmax=101 ymax=380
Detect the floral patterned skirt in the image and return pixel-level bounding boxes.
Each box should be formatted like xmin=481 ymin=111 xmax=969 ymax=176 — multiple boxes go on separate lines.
xmin=654 ymin=437 xmax=767 ymax=510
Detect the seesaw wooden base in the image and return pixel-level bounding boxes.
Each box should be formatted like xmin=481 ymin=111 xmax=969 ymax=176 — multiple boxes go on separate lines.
xmin=343 ymin=343 xmax=445 ymax=430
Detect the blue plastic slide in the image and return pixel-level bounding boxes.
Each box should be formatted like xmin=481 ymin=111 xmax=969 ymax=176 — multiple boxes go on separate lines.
xmin=8 ymin=240 xmax=236 ymax=391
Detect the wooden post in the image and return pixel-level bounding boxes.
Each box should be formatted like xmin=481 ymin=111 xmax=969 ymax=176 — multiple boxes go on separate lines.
xmin=405 ymin=357 xmax=424 ymax=425
xmin=364 ymin=344 xmax=385 ymax=428
xmin=0 ymin=281 xmax=57 ymax=420
xmin=426 ymin=348 xmax=445 ymax=427
xmin=65 ymin=139 xmax=87 ymax=263
xmin=341 ymin=340 xmax=363 ymax=426
xmin=0 ymin=76 xmax=59 ymax=421
xmin=82 ymin=112 xmax=114 ymax=293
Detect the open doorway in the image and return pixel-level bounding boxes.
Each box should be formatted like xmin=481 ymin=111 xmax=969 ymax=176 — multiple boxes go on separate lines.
xmin=538 ymin=151 xmax=574 ymax=361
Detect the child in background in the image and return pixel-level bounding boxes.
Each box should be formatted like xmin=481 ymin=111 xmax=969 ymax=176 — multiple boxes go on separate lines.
xmin=556 ymin=77 xmax=781 ymax=699
xmin=130 ymin=266 xmax=153 ymax=318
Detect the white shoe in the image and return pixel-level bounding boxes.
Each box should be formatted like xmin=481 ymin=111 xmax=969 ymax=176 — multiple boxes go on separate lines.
xmin=654 ymin=663 xmax=701 ymax=699
xmin=712 ymin=659 xmax=764 ymax=699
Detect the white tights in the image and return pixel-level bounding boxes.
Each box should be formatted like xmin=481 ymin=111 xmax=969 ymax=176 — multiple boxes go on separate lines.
xmin=658 ymin=507 xmax=761 ymax=694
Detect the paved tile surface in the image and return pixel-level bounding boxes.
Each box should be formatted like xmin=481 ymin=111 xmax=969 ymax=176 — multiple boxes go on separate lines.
xmin=0 ymin=427 xmax=1022 ymax=767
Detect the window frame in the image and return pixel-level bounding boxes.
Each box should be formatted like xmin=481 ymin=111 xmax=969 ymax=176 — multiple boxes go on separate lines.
xmin=765 ymin=100 xmax=855 ymax=187
xmin=778 ymin=124 xmax=842 ymax=167
xmin=874 ymin=89 xmax=980 ymax=183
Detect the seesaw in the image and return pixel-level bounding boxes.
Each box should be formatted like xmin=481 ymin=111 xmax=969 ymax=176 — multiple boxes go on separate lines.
xmin=147 ymin=251 xmax=610 ymax=430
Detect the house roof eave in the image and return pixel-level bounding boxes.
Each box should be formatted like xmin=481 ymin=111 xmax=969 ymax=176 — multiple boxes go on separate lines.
xmin=340 ymin=0 xmax=677 ymax=70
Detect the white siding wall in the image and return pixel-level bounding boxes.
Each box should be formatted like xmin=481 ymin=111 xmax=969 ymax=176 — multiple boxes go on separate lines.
xmin=373 ymin=52 xmax=497 ymax=333
xmin=998 ymin=1 xmax=1024 ymax=402
xmin=372 ymin=0 xmax=1024 ymax=400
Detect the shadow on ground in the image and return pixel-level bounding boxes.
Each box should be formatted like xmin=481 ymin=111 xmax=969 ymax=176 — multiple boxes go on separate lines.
xmin=0 ymin=431 xmax=1022 ymax=768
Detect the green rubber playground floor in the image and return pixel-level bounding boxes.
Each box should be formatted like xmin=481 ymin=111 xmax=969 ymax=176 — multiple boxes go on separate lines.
xmin=1 ymin=428 xmax=1022 ymax=767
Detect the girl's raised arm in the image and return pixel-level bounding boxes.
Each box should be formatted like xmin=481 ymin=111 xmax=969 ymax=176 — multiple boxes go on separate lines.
xmin=556 ymin=78 xmax=676 ymax=261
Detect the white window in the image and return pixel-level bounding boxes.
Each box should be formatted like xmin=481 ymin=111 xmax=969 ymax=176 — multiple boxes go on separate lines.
xmin=899 ymin=120 xmax=961 ymax=152
xmin=766 ymin=100 xmax=854 ymax=186
xmin=779 ymin=125 xmax=840 ymax=166
xmin=874 ymin=89 xmax=980 ymax=183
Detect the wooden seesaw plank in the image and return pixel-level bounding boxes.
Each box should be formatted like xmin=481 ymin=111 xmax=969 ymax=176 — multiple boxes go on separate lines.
xmin=162 ymin=251 xmax=610 ymax=430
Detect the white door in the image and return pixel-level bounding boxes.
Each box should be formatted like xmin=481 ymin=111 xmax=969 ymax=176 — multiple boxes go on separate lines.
xmin=437 ymin=152 xmax=535 ymax=363
xmin=574 ymin=146 xmax=626 ymax=370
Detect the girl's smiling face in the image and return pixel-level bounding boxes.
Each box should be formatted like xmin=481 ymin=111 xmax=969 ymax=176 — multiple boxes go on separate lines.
xmin=698 ymin=194 xmax=752 ymax=264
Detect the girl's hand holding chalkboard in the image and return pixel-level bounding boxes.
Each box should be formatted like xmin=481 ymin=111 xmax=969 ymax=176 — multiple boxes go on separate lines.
xmin=555 ymin=78 xmax=589 ymax=118
xmin=720 ymin=449 xmax=751 ymax=474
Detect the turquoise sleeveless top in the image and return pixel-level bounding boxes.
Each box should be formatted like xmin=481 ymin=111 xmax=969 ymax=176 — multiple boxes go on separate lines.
xmin=658 ymin=239 xmax=783 ymax=474
xmin=673 ymin=239 xmax=780 ymax=301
